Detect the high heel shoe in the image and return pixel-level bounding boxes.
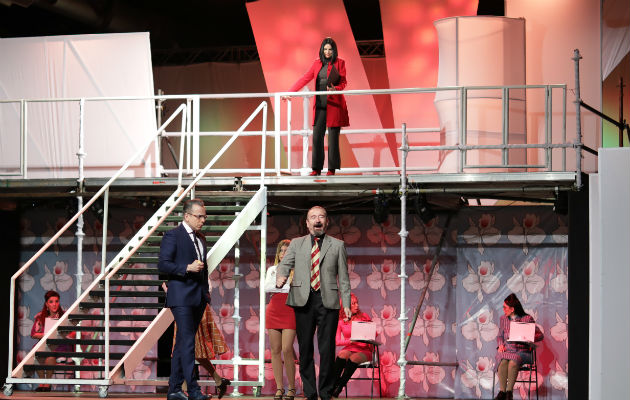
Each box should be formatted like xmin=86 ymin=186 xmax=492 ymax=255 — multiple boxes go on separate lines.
xmin=309 ymin=170 xmax=321 ymax=176
xmin=274 ymin=388 xmax=285 ymax=400
xmin=216 ymin=377 xmax=231 ymax=399
xmin=326 ymin=169 xmax=335 ymax=176
xmin=284 ymin=388 xmax=296 ymax=400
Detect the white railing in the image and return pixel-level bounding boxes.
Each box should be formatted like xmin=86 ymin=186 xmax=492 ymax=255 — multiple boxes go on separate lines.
xmin=6 ymin=101 xmax=269 ymax=391
xmin=1 ymin=84 xmax=581 ymax=181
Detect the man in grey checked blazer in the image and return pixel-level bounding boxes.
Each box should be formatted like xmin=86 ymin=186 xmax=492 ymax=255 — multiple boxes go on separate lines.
xmin=276 ymin=206 xmax=351 ymax=400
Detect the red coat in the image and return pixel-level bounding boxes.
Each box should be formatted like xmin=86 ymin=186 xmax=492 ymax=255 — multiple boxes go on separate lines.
xmin=289 ymin=58 xmax=350 ymax=127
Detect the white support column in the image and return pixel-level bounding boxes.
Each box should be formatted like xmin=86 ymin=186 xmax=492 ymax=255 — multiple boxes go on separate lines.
xmin=589 ymin=148 xmax=630 ymax=400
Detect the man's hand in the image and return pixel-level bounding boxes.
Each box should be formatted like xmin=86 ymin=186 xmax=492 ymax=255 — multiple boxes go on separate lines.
xmin=344 ymin=307 xmax=351 ymax=320
xmin=186 ymin=260 xmax=204 ymax=273
xmin=276 ymin=274 xmax=288 ymax=289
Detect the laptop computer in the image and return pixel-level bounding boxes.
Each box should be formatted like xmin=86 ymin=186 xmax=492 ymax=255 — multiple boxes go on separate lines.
xmin=349 ymin=321 xmax=376 ymax=342
xmin=507 ymin=321 xmax=535 ymax=342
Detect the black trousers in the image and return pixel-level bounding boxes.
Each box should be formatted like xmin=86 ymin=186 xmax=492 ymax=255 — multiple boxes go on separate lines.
xmin=169 ymin=303 xmax=206 ymax=395
xmin=312 ymin=108 xmax=341 ymax=171
xmin=294 ymin=290 xmax=339 ymax=400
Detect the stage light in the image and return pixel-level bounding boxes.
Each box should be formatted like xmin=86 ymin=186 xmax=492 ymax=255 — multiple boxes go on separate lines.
xmin=414 ymin=194 xmax=436 ymax=224
xmin=373 ymin=193 xmax=390 ymax=224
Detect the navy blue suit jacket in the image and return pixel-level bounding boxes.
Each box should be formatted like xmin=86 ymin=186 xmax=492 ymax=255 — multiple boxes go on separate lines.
xmin=158 ymin=223 xmax=211 ymax=307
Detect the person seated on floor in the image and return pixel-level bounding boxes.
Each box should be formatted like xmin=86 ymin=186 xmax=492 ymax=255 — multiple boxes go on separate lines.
xmin=494 ymin=293 xmax=544 ymax=400
xmin=30 ymin=290 xmax=74 ymax=392
xmin=330 ymin=293 xmax=374 ymax=398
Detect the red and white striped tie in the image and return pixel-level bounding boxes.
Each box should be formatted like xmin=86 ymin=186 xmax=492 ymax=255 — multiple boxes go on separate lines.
xmin=310 ymin=237 xmax=321 ymax=291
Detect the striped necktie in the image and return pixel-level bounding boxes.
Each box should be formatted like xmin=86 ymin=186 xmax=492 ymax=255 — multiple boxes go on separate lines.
xmin=310 ymin=237 xmax=321 ymax=291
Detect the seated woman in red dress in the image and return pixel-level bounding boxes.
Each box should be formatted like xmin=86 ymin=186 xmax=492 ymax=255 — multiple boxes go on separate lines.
xmin=330 ymin=293 xmax=373 ymax=397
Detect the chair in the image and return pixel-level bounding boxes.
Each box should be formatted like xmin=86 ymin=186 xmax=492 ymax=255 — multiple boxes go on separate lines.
xmin=344 ymin=341 xmax=382 ymax=399
xmin=492 ymin=345 xmax=538 ymax=400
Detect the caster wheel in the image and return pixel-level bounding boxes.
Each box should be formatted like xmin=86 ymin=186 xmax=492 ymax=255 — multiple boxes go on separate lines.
xmin=3 ymin=383 xmax=14 ymax=396
xmin=98 ymin=385 xmax=108 ymax=398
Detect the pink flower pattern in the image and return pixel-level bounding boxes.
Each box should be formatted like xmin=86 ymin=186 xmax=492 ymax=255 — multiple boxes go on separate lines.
xmin=462 ymin=261 xmax=500 ymax=302
xmin=411 ymin=305 xmax=446 ymax=346
xmin=366 ymin=215 xmax=400 ymax=253
xmin=508 ymin=214 xmax=546 ymax=255
xmin=210 ymin=258 xmax=236 ymax=297
xmin=461 ymin=307 xmax=499 ymax=350
xmin=460 ymin=357 xmax=495 ymax=398
xmin=366 ymin=259 xmax=400 ymax=299
xmin=506 ymin=258 xmax=545 ymax=302
xmin=408 ymin=216 xmax=442 ymax=253
xmin=15 ymin=207 xmax=568 ymax=398
xmin=462 ymin=214 xmax=502 ymax=254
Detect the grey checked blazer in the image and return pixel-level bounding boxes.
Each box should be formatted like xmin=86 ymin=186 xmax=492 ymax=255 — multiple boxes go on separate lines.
xmin=277 ymin=234 xmax=351 ymax=310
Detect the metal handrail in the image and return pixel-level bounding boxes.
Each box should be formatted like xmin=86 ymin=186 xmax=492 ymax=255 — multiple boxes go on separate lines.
xmin=7 ymin=102 xmax=189 ymax=378
xmin=2 ymin=83 xmax=574 ymax=180
xmin=101 ymin=101 xmax=267 ymax=379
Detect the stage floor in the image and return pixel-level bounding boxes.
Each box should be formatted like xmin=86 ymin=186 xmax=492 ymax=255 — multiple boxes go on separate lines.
xmin=0 ymin=394 xmax=450 ymax=400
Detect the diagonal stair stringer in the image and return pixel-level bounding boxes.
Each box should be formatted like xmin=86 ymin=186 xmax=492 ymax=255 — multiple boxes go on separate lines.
xmin=113 ymin=186 xmax=267 ymax=381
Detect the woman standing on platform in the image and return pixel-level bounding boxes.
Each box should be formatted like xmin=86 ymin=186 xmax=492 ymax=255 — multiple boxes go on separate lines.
xmin=495 ymin=293 xmax=544 ymax=400
xmin=330 ymin=293 xmax=373 ymax=397
xmin=264 ymin=239 xmax=297 ymax=400
xmin=285 ymin=37 xmax=349 ymax=176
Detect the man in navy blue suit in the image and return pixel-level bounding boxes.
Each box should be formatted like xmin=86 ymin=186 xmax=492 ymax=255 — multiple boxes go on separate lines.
xmin=159 ymin=199 xmax=211 ymax=400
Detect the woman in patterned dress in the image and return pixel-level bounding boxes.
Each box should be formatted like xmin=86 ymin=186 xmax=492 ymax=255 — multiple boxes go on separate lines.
xmin=264 ymin=239 xmax=297 ymax=400
xmin=330 ymin=293 xmax=374 ymax=397
xmin=495 ymin=293 xmax=544 ymax=400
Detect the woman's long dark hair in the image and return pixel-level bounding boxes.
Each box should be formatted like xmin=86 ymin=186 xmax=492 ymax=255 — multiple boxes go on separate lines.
xmin=504 ymin=293 xmax=527 ymax=317
xmin=36 ymin=290 xmax=64 ymax=327
xmin=319 ymin=37 xmax=338 ymax=64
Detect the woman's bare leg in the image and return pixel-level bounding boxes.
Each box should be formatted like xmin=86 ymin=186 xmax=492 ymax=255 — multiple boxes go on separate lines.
xmin=282 ymin=329 xmax=297 ymax=391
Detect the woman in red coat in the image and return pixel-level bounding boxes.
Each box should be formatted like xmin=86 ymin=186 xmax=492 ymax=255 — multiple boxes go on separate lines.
xmin=287 ymin=37 xmax=349 ymax=176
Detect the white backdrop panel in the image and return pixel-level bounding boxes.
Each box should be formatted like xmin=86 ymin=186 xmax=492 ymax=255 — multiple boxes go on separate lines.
xmin=0 ymin=32 xmax=156 ymax=178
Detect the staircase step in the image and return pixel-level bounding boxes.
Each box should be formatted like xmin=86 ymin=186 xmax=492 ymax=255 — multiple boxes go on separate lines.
xmin=24 ymin=364 xmax=108 ymax=372
xmin=68 ymin=314 xmax=156 ymax=321
xmin=164 ymin=215 xmax=236 ymax=222
xmin=135 ymin=245 xmax=161 ymax=253
xmin=173 ymin=205 xmax=245 ymax=212
xmin=90 ymin=290 xmax=165 ymax=298
xmin=116 ymin=268 xmax=160 ymax=275
xmin=58 ymin=326 xmax=146 ymax=333
xmin=99 ymin=279 xmax=166 ymax=286
xmin=80 ymin=302 xmax=163 ymax=309
xmin=125 ymin=256 xmax=159 ymax=263
xmin=151 ymin=225 xmax=229 ymax=233
xmin=47 ymin=338 xmax=136 ymax=346
xmin=194 ymin=193 xmax=256 ymax=201
xmin=35 ymin=351 xmax=125 ymax=360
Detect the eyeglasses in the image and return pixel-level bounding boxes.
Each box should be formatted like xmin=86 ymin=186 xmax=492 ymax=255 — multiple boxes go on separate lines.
xmin=187 ymin=213 xmax=207 ymax=220
xmin=308 ymin=214 xmax=327 ymax=220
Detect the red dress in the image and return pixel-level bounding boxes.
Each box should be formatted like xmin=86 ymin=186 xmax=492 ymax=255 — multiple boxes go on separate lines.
xmin=264 ymin=265 xmax=296 ymax=330
xmin=335 ymin=312 xmax=374 ymax=360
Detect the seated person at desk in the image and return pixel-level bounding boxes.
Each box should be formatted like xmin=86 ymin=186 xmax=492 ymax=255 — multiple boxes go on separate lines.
xmin=495 ymin=293 xmax=544 ymax=400
xmin=30 ymin=290 xmax=73 ymax=392
xmin=330 ymin=293 xmax=374 ymax=397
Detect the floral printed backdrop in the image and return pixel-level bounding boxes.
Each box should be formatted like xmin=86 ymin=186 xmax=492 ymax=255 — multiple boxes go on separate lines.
xmin=15 ymin=205 xmax=568 ymax=399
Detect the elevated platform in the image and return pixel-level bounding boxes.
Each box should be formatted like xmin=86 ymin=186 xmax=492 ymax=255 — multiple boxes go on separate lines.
xmin=0 ymin=171 xmax=578 ymax=212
